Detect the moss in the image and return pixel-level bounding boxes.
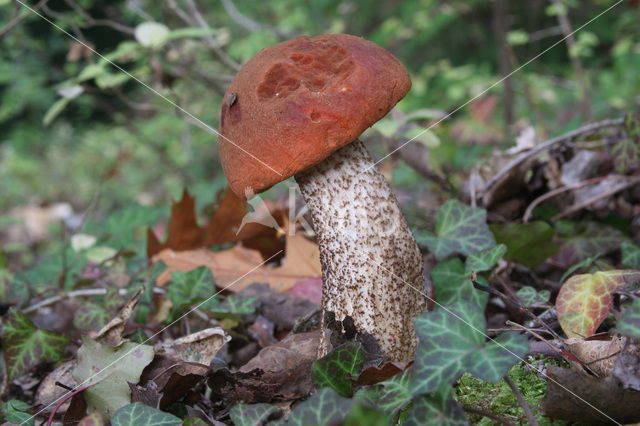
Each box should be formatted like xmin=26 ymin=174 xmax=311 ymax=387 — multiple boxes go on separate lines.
xmin=454 ymin=357 xmax=568 ymax=425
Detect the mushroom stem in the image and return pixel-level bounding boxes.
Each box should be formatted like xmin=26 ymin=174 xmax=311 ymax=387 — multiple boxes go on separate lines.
xmin=295 ymin=139 xmax=427 ymax=362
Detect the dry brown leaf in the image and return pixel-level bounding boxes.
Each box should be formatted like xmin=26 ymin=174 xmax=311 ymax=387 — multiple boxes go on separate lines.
xmin=147 ymin=188 xmax=284 ymax=259
xmin=565 ymin=336 xmax=640 ymax=377
xmin=156 ymin=327 xmax=229 ymax=365
xmin=154 ymin=233 xmax=321 ymax=293
xmin=95 ymin=288 xmax=143 ymax=346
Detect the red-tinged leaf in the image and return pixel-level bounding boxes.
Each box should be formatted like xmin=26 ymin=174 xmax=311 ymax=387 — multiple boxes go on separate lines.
xmin=556 ymin=270 xmax=640 ymax=338
xmin=353 ymin=362 xmax=410 ymax=386
xmin=147 ymin=188 xmax=283 ymax=259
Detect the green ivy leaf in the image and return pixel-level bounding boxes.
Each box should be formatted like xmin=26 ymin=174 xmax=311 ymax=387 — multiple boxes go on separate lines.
xmin=490 ymin=221 xmax=559 ymax=268
xmin=354 ymin=368 xmax=412 ymax=418
xmin=404 ymin=385 xmax=467 ymax=426
xmin=98 ymin=204 xmax=166 ymax=248
xmin=72 ymin=337 xmax=154 ymax=421
xmin=465 ymin=244 xmax=506 ymax=273
xmin=431 ymin=258 xmax=488 ymax=308
xmin=312 ymin=341 xmax=365 ymax=397
xmin=415 ymin=200 xmax=495 ymax=259
xmin=215 ymin=295 xmax=257 ymax=314
xmin=167 ymin=266 xmax=215 ymax=313
xmin=15 ymin=247 xmax=87 ymax=289
xmin=516 ymin=286 xmax=550 ymax=307
xmin=618 ymin=298 xmax=640 ymax=338
xmin=229 ymin=403 xmax=279 ymax=426
xmin=2 ymin=307 xmax=69 ymax=380
xmin=287 ymin=388 xmax=354 ymax=426
xmin=412 ymin=301 xmax=528 ymax=395
xmin=5 ymin=399 xmax=35 ymax=426
xmin=622 ymin=241 xmax=640 ymax=269
xmin=111 ymin=402 xmax=180 ymax=426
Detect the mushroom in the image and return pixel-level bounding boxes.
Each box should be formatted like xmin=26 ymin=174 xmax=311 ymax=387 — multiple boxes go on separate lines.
xmin=218 ymin=34 xmax=427 ymax=362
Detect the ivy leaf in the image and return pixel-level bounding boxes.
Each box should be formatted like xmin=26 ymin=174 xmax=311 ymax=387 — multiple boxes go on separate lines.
xmin=229 ymin=403 xmax=279 ymax=426
xmin=404 ymin=385 xmax=467 ymax=426
xmin=15 ymin=247 xmax=87 ymax=289
xmin=415 ymin=200 xmax=495 ymax=259
xmin=611 ymin=112 xmax=640 ymax=173
xmin=431 ymin=258 xmax=488 ymax=308
xmin=312 ymin=341 xmax=365 ymax=397
xmin=490 ymin=221 xmax=559 ymax=268
xmin=167 ymin=266 xmax=215 ymax=313
xmin=72 ymin=337 xmax=154 ymax=421
xmin=553 ymin=221 xmax=625 ymax=269
xmin=111 ymin=402 xmax=180 ymax=426
xmin=287 ymin=388 xmax=353 ymax=426
xmin=618 ymin=298 xmax=640 ymax=338
xmin=516 ymin=286 xmax=550 ymax=307
xmin=215 ymin=295 xmax=257 ymax=314
xmin=354 ymin=368 xmax=412 ymax=418
xmin=5 ymin=399 xmax=34 ymax=426
xmin=622 ymin=241 xmax=640 ymax=269
xmin=98 ymin=204 xmax=166 ymax=248
xmin=465 ymin=244 xmax=506 ymax=273
xmin=2 ymin=307 xmax=69 ymax=380
xmin=556 ymin=270 xmax=640 ymax=338
xmin=412 ymin=301 xmax=528 ymax=395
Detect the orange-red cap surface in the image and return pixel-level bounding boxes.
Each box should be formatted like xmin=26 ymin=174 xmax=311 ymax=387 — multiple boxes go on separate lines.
xmin=218 ymin=34 xmax=411 ymax=198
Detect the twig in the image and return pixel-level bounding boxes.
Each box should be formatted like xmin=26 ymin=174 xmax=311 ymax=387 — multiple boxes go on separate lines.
xmin=504 ymin=375 xmax=539 ymax=426
xmin=483 ymin=117 xmax=624 ymax=193
xmin=463 ymin=406 xmax=517 ymax=426
xmin=551 ymin=175 xmax=640 ymax=221
xmin=166 ymin=0 xmax=195 ymax=26
xmin=63 ymin=0 xmax=134 ymax=34
xmin=0 ymin=0 xmax=49 ymax=38
xmin=522 ymin=176 xmax=619 ymax=223
xmin=220 ymin=0 xmax=293 ymax=39
xmin=183 ymin=0 xmax=241 ymax=71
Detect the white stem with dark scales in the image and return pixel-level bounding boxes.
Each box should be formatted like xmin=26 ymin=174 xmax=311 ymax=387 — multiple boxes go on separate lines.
xmin=295 ymin=139 xmax=428 ymax=362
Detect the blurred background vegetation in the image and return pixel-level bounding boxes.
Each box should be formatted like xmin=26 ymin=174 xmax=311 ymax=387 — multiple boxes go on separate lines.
xmin=0 ymin=0 xmax=638 ymax=239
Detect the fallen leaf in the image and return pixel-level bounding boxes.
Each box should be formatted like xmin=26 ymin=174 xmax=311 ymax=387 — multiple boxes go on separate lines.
xmin=353 ymin=362 xmax=410 ymax=386
xmin=285 ymin=277 xmax=322 ymax=305
xmin=139 ymin=355 xmax=210 ymax=409
xmin=34 ymin=360 xmax=76 ymax=416
xmin=128 ymin=380 xmax=162 ymax=409
xmin=147 ymin=188 xmax=283 ymax=259
xmin=155 ymin=327 xmax=229 ymax=365
xmin=564 ymin=336 xmax=638 ymax=377
xmin=541 ymin=364 xmax=640 ymax=424
xmin=154 ymin=233 xmax=321 ymax=293
xmin=95 ymin=288 xmax=144 ymax=346
xmin=556 ymin=270 xmax=640 ymax=338
xmin=208 ymin=331 xmax=320 ymax=403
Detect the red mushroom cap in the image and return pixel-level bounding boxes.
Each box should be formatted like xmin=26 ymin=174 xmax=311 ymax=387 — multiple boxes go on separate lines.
xmin=218 ymin=34 xmax=411 ymax=198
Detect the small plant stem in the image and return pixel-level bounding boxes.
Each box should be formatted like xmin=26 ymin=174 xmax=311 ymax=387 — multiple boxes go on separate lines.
xmin=463 ymin=406 xmax=517 ymax=426
xmin=504 ymin=375 xmax=538 ymax=426
xmin=46 ymin=384 xmax=90 ymax=426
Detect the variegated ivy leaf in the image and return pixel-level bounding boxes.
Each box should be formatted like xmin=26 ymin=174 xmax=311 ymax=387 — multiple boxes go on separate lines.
xmin=622 ymin=240 xmax=640 ymax=269
xmin=465 ymin=244 xmax=506 ymax=273
xmin=287 ymin=388 xmax=353 ymax=426
xmin=412 ymin=300 xmax=528 ymax=395
xmin=2 ymin=307 xmax=69 ymax=380
xmin=618 ymin=298 xmax=640 ymax=338
xmin=111 ymin=402 xmax=180 ymax=426
xmin=229 ymin=403 xmax=279 ymax=426
xmin=312 ymin=341 xmax=365 ymax=397
xmin=431 ymin=258 xmax=488 ymax=308
xmin=556 ymin=270 xmax=640 ymax=338
xmin=611 ymin=112 xmax=640 ymax=174
xmin=404 ymin=384 xmax=467 ymax=426
xmin=415 ymin=200 xmax=496 ymax=259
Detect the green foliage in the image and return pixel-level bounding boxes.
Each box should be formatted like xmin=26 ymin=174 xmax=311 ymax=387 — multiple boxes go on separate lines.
xmin=1 ymin=307 xmax=69 ymax=380
xmin=490 ymin=222 xmax=559 ymax=268
xmin=354 ymin=369 xmax=412 ymax=420
xmin=4 ymin=399 xmax=34 ymax=426
xmin=229 ymin=403 xmax=279 ymax=426
xmin=465 ymin=244 xmax=506 ymax=273
xmin=287 ymin=388 xmax=354 ymax=426
xmin=622 ymin=241 xmax=640 ymax=269
xmin=554 ymin=221 xmax=626 ymax=268
xmin=312 ymin=342 xmax=365 ymax=397
xmin=405 ymin=385 xmax=467 ymax=426
xmin=516 ymin=286 xmax=550 ymax=307
xmin=618 ymin=298 xmax=640 ymax=338
xmin=431 ymin=258 xmax=488 ymax=308
xmin=167 ymin=266 xmax=215 ymax=315
xmin=111 ymin=402 xmax=181 ymax=426
xmin=611 ymin=112 xmax=640 ymax=173
xmin=72 ymin=337 xmax=154 ymax=421
xmin=412 ymin=300 xmax=529 ymax=395
xmin=416 ymin=200 xmax=496 ymax=259
xmin=214 ymin=295 xmax=258 ymax=314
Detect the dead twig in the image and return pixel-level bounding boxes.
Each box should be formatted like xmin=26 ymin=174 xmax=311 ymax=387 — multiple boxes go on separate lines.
xmin=522 ymin=176 xmax=621 ymax=223
xmin=551 ymin=175 xmax=640 ymax=221
xmin=463 ymin=406 xmax=517 ymax=426
xmin=504 ymin=375 xmax=539 ymax=426
xmin=483 ymin=117 xmax=624 ymax=193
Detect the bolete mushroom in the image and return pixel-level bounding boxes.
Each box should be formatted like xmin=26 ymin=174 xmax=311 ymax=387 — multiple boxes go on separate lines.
xmin=219 ymin=34 xmax=427 ymax=362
